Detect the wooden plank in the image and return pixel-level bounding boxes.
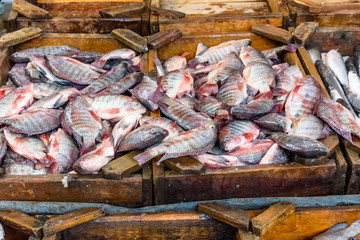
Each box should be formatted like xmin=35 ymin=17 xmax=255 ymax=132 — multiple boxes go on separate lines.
xmin=150 ymin=6 xmax=185 ymax=19
xmin=0 ymin=209 xmax=43 ymax=237
xmin=332 ymin=149 xmax=348 ymax=195
xmin=148 ymin=29 xmax=182 ymax=50
xmin=0 ymin=27 xmax=42 ymax=49
xmin=103 ymin=151 xmax=142 ymax=180
xmin=343 ymin=146 xmax=360 ymax=194
xmin=288 ymin=0 xmax=322 ymax=13
xmin=100 ymin=3 xmax=146 ymax=18
xmin=293 ymin=22 xmax=318 ymax=45
xmin=38 ymin=0 xmax=142 ymax=2
xmin=111 ymin=28 xmax=148 ymax=53
xmin=43 ymin=207 xmax=105 ymax=237
xmin=42 ymin=232 xmax=62 ymax=240
xmin=251 ymin=24 xmax=292 ymax=44
xmin=197 ymin=202 xmax=250 ymax=230
xmin=146 ymin=29 xmax=173 ymax=43
xmin=153 ymin=157 xmax=166 ymax=205
xmin=251 ymin=202 xmax=295 ymax=237
xmin=344 ymin=138 xmax=360 ymax=154
xmin=267 ymin=0 xmax=281 ymax=12
xmin=142 ymin=162 xmax=153 ymax=206
xmin=164 ymin=157 xmax=205 ymax=174
xmin=236 ymin=229 xmax=254 ymax=240
xmin=283 ymin=51 xmax=306 ymax=76
xmin=13 ymin=0 xmax=49 ymax=19
xmin=7 ymin=10 xmax=19 ymax=32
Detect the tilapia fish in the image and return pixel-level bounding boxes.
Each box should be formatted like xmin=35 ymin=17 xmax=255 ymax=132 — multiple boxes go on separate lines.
xmin=217 ymin=74 xmax=248 ymax=107
xmin=240 ymin=46 xmax=269 ymax=66
xmin=117 ymin=125 xmax=168 ymax=152
xmin=62 ymin=95 xmax=103 ymax=152
xmin=274 ymin=65 xmax=303 ymax=106
xmin=345 ymin=71 xmax=360 ymax=112
xmin=285 ymin=76 xmax=322 ymax=121
xmin=0 ymin=86 xmax=15 ymax=99
xmin=157 ymin=68 xmax=193 ymax=99
xmin=97 ymin=72 xmax=143 ymax=96
xmin=228 ymin=139 xmax=274 ymax=164
xmin=290 ymin=114 xmax=332 ymax=140
xmin=163 ymin=52 xmax=189 ymax=72
xmin=0 ymin=133 xmax=7 ymax=161
xmin=259 ymin=143 xmax=289 ymax=165
xmin=112 ymin=114 xmax=141 ymax=149
xmin=306 ymin=47 xmax=321 ymax=63
xmin=207 ymin=52 xmax=243 ymax=84
xmin=0 ymin=109 xmax=62 ymax=135
xmin=270 ymin=132 xmax=329 ymax=158
xmin=324 ymin=49 xmax=349 ymax=86
xmin=45 ymin=128 xmax=79 ymax=174
xmin=10 ymin=45 xmax=80 ymax=63
xmin=139 ymin=116 xmax=183 ymax=139
xmin=231 ymin=98 xmax=281 ymax=119
xmin=262 ymin=44 xmax=297 ymax=63
xmin=134 ymin=121 xmax=218 ymax=165
xmin=46 ymin=55 xmax=101 ymax=85
xmin=0 ymin=83 xmax=33 ymax=118
xmin=313 ymin=219 xmax=360 ymax=240
xmin=193 ymin=153 xmax=246 ymax=167
xmin=8 ymin=64 xmax=30 ymax=86
xmin=243 ymin=62 xmax=275 ymax=94
xmin=63 ymin=51 xmax=102 ymax=63
xmin=87 ymin=94 xmax=146 ymax=121
xmin=196 ymin=96 xmax=229 ymax=121
xmin=33 ymin=82 xmax=68 ymax=99
xmin=194 ymin=75 xmax=218 ymax=99
xmin=315 ymin=97 xmax=360 ymax=143
xmin=129 ymin=76 xmax=158 ymax=111
xmin=254 ymin=113 xmax=292 ymax=133
xmin=26 ymin=62 xmax=42 ymax=81
xmin=272 ymin=63 xmax=289 ymax=75
xmin=176 ymin=94 xmax=196 ymax=109
xmin=219 ymin=120 xmax=260 ymax=151
xmin=92 ymin=48 xmax=136 ymax=69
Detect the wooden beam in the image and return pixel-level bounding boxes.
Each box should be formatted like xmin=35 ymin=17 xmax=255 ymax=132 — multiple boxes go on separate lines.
xmin=100 ymin=3 xmax=145 ymax=18
xmin=164 ymin=157 xmax=205 ymax=174
xmin=251 ymin=24 xmax=292 ymax=44
xmin=293 ymin=22 xmax=318 ymax=45
xmin=111 ymin=28 xmax=148 ymax=53
xmin=102 ymin=151 xmax=142 ymax=180
xmin=0 ymin=27 xmax=42 ymax=49
xmin=12 ymin=0 xmax=49 ymax=19
xmin=148 ymin=29 xmax=182 ymax=50
xmin=150 ymin=6 xmax=185 ymax=19
xmin=236 ymin=228 xmax=254 ymax=240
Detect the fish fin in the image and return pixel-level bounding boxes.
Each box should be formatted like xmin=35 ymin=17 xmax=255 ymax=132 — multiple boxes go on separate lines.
xmin=284 ymin=44 xmax=297 ymax=53
xmin=150 ymin=88 xmax=168 ymax=104
xmin=156 ymin=153 xmax=172 ymax=165
xmin=272 ymin=88 xmax=288 ymax=96
xmin=91 ymin=59 xmax=106 ymax=69
xmin=180 ymin=52 xmax=191 ymax=58
xmin=254 ymin=91 xmax=273 ymax=100
xmin=318 ymin=123 xmax=333 ymax=139
xmin=271 ymin=100 xmax=284 ymax=113
xmin=188 ymin=58 xmax=201 ymax=69
xmin=153 ymin=57 xmax=165 ymax=77
xmin=133 ymin=149 xmax=158 ymax=166
xmin=42 ymin=154 xmax=55 ymax=167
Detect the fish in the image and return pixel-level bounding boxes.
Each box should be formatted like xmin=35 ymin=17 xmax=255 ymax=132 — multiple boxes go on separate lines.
xmin=139 ymin=116 xmax=183 ymax=139
xmin=243 ymin=62 xmax=275 ymax=94
xmin=290 ymin=114 xmax=332 ymax=139
xmin=285 ymin=76 xmax=322 ymax=121
xmin=270 ymin=132 xmax=329 ymax=158
xmin=254 ymin=113 xmax=292 ymax=133
xmin=259 ymin=143 xmax=289 ymax=165
xmin=195 ymin=43 xmax=208 ymax=56
xmin=45 ymin=128 xmax=79 ymax=174
xmin=219 ymin=120 xmax=260 ymax=151
xmin=112 ymin=114 xmax=141 ymax=149
xmin=240 ymin=45 xmax=269 ymax=66
xmin=193 ymin=153 xmax=246 ymax=167
xmin=153 ymin=57 xmax=165 ymax=78
xmin=329 ymin=85 xmax=348 ymax=107
xmin=0 ymin=133 xmax=7 ymax=161
xmin=134 ymin=121 xmax=218 ymax=165
xmin=63 ymin=51 xmax=103 ymax=63
xmin=72 ymin=134 xmax=114 ymax=174
xmin=81 ymin=62 xmax=129 ymax=95
xmin=344 ymin=71 xmax=360 ymax=112
xmin=4 ymin=159 xmax=47 ymax=175
xmin=0 ymin=86 xmax=15 ymax=99
xmin=231 ymin=98 xmax=281 ymax=119
xmin=324 ymin=49 xmax=349 ymax=86
xmin=188 ymin=39 xmax=251 ymax=67
xmin=87 ymin=94 xmax=146 ymax=121
xmin=163 ymin=52 xmax=189 ymax=72
xmin=272 ymin=62 xmax=290 ymax=75
xmin=345 ymin=57 xmax=357 ymax=73
xmin=194 ymin=75 xmax=218 ymax=99
xmin=129 ymin=76 xmax=158 ymax=111
xmin=262 ymin=44 xmax=297 ymax=63
xmin=217 ymin=73 xmax=248 ymax=107
xmin=29 ymin=55 xmax=69 ymax=85
xmin=315 ymin=97 xmax=360 ymax=143
xmin=25 ymin=62 xmax=43 ymax=81
xmin=306 ymin=47 xmax=321 ymax=63
xmin=176 ymin=94 xmax=196 ymax=109
xmin=117 ymin=125 xmax=168 ymax=152
xmin=227 ymin=139 xmax=274 ymax=164
xmin=207 ymin=52 xmax=243 ymax=84
xmin=46 ymin=55 xmax=101 ymax=85
xmin=33 ymin=82 xmax=68 ymax=99
xmin=8 ymin=64 xmax=31 ymax=86
xmin=61 ymin=95 xmax=103 ymax=152
xmin=354 ymin=46 xmax=360 ymax=75
xmin=26 ymin=87 xmax=79 ymax=111
xmin=0 ymin=83 xmax=33 ymax=118
xmin=9 ymin=45 xmax=80 ymax=63
xmin=195 ymin=96 xmax=229 ymax=121
xmin=92 ymin=49 xmax=137 ymax=69
xmin=313 ymin=219 xmax=360 ymax=240
xmin=157 ymin=68 xmax=193 ymax=99
xmin=0 ymin=109 xmax=62 ymax=135
xmin=4 ymin=129 xmax=48 ymax=163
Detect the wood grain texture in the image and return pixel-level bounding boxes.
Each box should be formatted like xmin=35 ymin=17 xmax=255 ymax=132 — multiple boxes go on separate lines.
xmin=197 ymin=202 xmax=250 ymax=229
xmin=333 ymin=149 xmax=348 ymax=195
xmin=289 ymin=0 xmax=360 ymax=13
xmin=112 ymin=28 xmax=148 ymax=52
xmin=103 ymin=151 xmax=142 ymax=180
xmin=164 ymin=157 xmax=205 ymax=174
xmin=0 ymin=209 xmax=43 ymax=237
xmin=13 ymin=0 xmax=49 ymax=19
xmin=150 ymin=6 xmax=185 ymax=19
xmin=148 ymin=29 xmax=182 ymax=50
xmin=251 ymin=24 xmax=292 ymax=44
xmin=293 ymin=21 xmax=318 ymax=45
xmin=42 ymin=232 xmax=62 ymax=240
xmin=43 ymin=208 xmax=105 ymax=236
xmin=251 ymin=202 xmax=295 ymax=237
xmin=7 ymin=10 xmax=19 ymax=32
xmin=343 ymin=146 xmax=360 ymax=194
xmin=0 ymin=27 xmax=42 ymax=48
xmin=100 ymin=3 xmax=145 ymax=18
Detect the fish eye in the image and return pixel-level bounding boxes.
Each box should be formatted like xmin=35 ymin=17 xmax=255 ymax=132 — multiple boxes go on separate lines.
xmin=151 ymin=128 xmax=156 ymax=133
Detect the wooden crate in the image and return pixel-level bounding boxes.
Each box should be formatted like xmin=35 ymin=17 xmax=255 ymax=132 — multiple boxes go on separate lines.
xmin=150 ymin=0 xmax=288 ymax=35
xmin=0 ymin=33 xmax=152 ymax=206
xmin=8 ymin=0 xmax=143 ymax=34
xmin=298 ymin=26 xmax=360 ymax=195
xmin=149 ymin=32 xmax=347 ymax=205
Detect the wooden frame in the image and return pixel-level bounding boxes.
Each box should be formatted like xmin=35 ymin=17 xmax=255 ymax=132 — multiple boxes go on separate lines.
xmin=298 ymin=26 xmax=360 ymax=194
xmin=0 ymin=33 xmax=152 ymax=206
xmin=150 ymin=32 xmax=347 ymax=205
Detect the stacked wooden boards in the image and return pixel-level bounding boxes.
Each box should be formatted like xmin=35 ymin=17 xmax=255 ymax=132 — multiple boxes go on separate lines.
xmin=8 ymin=0 xmax=144 ymax=34
xmin=299 ymin=26 xmax=360 ymax=195
xmin=148 ymin=31 xmax=347 ymax=205
xmin=0 ymin=33 xmax=153 ymax=207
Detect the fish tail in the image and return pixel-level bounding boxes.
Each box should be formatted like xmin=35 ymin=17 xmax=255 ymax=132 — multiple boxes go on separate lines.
xmin=91 ymin=59 xmax=106 ymax=69
xmin=180 ymin=52 xmax=191 ymax=58
xmin=150 ymin=88 xmax=169 ymax=104
xmin=284 ymin=44 xmax=297 ymax=53
xmin=188 ymin=58 xmax=200 ymax=69
xmin=254 ymin=91 xmax=273 ymax=100
xmin=134 ymin=148 xmax=159 ymax=166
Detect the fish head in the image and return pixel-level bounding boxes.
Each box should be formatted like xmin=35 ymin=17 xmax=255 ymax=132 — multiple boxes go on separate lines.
xmin=128 ymin=98 xmax=147 ymax=115
xmin=150 ymin=126 xmax=169 ymax=139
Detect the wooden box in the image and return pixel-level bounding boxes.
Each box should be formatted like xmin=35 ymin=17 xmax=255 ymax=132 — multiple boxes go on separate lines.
xmin=0 ymin=33 xmax=152 ymax=206
xmin=149 ymin=32 xmax=347 ymax=205
xmin=8 ymin=0 xmax=143 ymax=34
xmin=150 ymin=0 xmax=288 ymax=35
xmin=298 ymin=26 xmax=360 ymax=195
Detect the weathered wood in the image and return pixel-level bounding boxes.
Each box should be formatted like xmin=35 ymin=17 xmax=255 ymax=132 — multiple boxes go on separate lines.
xmin=43 ymin=207 xmax=105 ymax=237
xmin=332 ymin=149 xmax=348 ymax=195
xmin=100 ymin=3 xmax=145 ymax=18
xmin=38 ymin=0 xmax=142 ymax=2
xmin=164 ymin=156 xmax=205 ymax=174
xmin=251 ymin=202 xmax=295 ymax=237
xmin=344 ymin=138 xmax=360 ymax=154
xmin=153 ymin=157 xmax=166 ymax=205
xmin=293 ymin=22 xmax=318 ymax=45
xmin=112 ymin=28 xmax=148 ymax=53
xmin=0 ymin=27 xmax=42 ymax=49
xmin=251 ymin=24 xmax=292 ymax=43
xmin=289 ymin=0 xmax=360 ymax=13
xmin=13 ymin=0 xmax=49 ymax=19
xmin=343 ymin=146 xmax=360 ymax=194
xmin=151 ymin=6 xmax=185 ymax=19
xmin=146 ymin=29 xmax=173 ymax=43
xmin=197 ymin=202 xmax=250 ymax=230
xmin=236 ymin=229 xmax=254 ymax=240
xmin=42 ymin=232 xmax=62 ymax=240
xmin=0 ymin=209 xmax=43 ymax=237
xmin=148 ymin=29 xmax=182 ymax=50
xmin=142 ymin=163 xmax=153 ymax=206
xmin=103 ymin=151 xmax=142 ymax=180
xmin=7 ymin=10 xmax=19 ymax=32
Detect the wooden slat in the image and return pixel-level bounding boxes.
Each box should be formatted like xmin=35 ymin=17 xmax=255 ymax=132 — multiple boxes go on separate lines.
xmin=142 ymin=162 xmax=153 ymax=206
xmin=251 ymin=24 xmax=292 ymax=44
xmin=333 ymin=149 xmax=348 ymax=195
xmin=112 ymin=28 xmax=148 ymax=53
xmin=236 ymin=229 xmax=254 ymax=240
xmin=293 ymin=21 xmax=318 ymax=45
xmin=343 ymin=147 xmax=360 ymax=194
xmin=7 ymin=10 xmax=19 ymax=32
xmin=42 ymin=232 xmax=62 ymax=240
xmin=150 ymin=7 xmax=185 ymax=19
xmin=103 ymin=151 xmax=142 ymax=180
xmin=38 ymin=0 xmax=142 ymax=2
xmin=100 ymin=3 xmax=146 ymax=18
xmin=13 ymin=0 xmax=49 ymax=19
xmin=148 ymin=29 xmax=182 ymax=50
xmin=153 ymin=157 xmax=166 ymax=205
xmin=164 ymin=157 xmax=205 ymax=174
xmin=0 ymin=27 xmax=42 ymax=48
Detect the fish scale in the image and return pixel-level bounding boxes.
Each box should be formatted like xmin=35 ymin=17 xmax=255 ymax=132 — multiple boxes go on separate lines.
xmin=158 ymin=69 xmax=193 ymax=99
xmin=231 ymin=98 xmax=280 ymax=119
xmin=228 ymin=139 xmax=274 ymax=164
xmin=196 ymin=96 xmax=228 ymax=119
xmin=243 ymin=62 xmax=275 ymax=93
xmin=97 ymin=71 xmax=143 ymax=96
xmin=217 ymin=74 xmax=247 ymax=106
xmin=140 ymin=116 xmax=183 ymax=139
xmin=0 ymin=83 xmax=33 ymax=118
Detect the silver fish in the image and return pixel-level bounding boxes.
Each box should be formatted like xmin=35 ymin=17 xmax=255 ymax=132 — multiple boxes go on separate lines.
xmin=33 ymin=82 xmax=68 ymax=99
xmin=112 ymin=114 xmax=141 ymax=149
xmin=259 ymin=143 xmax=289 ymax=165
xmin=129 ymin=76 xmax=158 ymax=111
xmin=324 ymin=49 xmax=349 ymax=86
xmin=313 ymin=219 xmax=360 ymax=240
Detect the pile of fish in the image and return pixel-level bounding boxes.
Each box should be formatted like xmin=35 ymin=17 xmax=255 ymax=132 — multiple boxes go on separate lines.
xmin=0 ymin=39 xmax=359 ymax=175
